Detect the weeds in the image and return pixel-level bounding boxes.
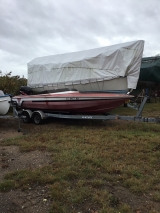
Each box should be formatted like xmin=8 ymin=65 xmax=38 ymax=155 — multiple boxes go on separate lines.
xmin=0 ymin=102 xmax=160 ymax=212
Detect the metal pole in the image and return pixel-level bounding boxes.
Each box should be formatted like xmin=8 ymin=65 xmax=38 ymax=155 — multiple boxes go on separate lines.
xmin=136 ymin=96 xmax=148 ymax=117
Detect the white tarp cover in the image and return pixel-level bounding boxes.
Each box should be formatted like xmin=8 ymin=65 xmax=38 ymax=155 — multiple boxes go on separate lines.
xmin=28 ymin=40 xmax=144 ymax=89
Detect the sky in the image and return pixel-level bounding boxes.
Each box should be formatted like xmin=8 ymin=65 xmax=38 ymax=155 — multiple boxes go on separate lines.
xmin=0 ymin=0 xmax=160 ymax=78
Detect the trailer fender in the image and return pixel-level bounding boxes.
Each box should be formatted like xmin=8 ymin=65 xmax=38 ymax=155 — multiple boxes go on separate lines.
xmin=32 ymin=110 xmax=46 ymax=119
xmin=22 ymin=109 xmax=33 ymax=123
xmin=22 ymin=109 xmax=33 ymax=118
xmin=32 ymin=110 xmax=47 ymax=125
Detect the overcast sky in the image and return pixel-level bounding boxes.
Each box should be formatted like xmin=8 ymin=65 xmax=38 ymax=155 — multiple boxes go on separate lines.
xmin=0 ymin=0 xmax=160 ymax=78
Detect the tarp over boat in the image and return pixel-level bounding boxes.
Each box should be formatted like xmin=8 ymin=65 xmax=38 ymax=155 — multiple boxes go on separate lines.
xmin=139 ymin=56 xmax=160 ymax=83
xmin=27 ymin=40 xmax=144 ymax=90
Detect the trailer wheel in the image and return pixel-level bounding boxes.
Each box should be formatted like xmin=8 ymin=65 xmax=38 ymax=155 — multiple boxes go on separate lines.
xmin=22 ymin=111 xmax=31 ymax=123
xmin=32 ymin=112 xmax=43 ymax=125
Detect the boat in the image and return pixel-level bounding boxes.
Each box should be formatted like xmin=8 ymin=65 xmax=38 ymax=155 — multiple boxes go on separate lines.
xmin=132 ymin=56 xmax=160 ymax=98
xmin=139 ymin=56 xmax=160 ymax=84
xmin=12 ymin=87 xmax=133 ymax=115
xmin=27 ymin=40 xmax=144 ymax=94
xmin=0 ymin=90 xmax=11 ymax=115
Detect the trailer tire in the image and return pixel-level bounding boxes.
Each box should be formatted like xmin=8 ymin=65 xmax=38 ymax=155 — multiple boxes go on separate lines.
xmin=22 ymin=111 xmax=31 ymax=123
xmin=32 ymin=112 xmax=43 ymax=125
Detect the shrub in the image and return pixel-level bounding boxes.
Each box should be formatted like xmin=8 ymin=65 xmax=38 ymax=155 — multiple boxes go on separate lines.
xmin=0 ymin=71 xmax=27 ymax=95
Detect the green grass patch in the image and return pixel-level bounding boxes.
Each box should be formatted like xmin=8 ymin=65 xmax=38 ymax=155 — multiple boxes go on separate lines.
xmin=0 ymin=102 xmax=160 ymax=212
xmin=0 ymin=180 xmax=15 ymax=192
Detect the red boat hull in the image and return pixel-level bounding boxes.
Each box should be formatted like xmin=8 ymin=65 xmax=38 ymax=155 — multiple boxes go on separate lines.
xmin=21 ymin=99 xmax=127 ymax=114
xmin=12 ymin=91 xmax=133 ymax=115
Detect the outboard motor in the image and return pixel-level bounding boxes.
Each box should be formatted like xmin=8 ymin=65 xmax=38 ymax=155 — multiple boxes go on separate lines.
xmin=20 ymin=86 xmax=33 ymax=95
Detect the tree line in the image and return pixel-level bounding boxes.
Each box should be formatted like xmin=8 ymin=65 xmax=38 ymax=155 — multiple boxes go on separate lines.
xmin=0 ymin=71 xmax=27 ymax=96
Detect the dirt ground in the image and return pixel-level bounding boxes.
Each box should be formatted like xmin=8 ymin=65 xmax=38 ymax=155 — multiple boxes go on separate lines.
xmin=0 ymin=118 xmax=53 ymax=213
xmin=0 ymin=118 xmax=160 ymax=213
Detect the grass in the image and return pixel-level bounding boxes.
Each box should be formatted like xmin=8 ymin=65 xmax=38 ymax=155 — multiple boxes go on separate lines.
xmin=0 ymin=102 xmax=160 ymax=212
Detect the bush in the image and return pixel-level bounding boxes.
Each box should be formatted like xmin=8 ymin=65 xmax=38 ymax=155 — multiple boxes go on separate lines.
xmin=0 ymin=71 xmax=27 ymax=96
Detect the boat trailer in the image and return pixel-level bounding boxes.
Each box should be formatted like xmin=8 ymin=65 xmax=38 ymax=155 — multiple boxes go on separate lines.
xmin=12 ymin=96 xmax=160 ymax=126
